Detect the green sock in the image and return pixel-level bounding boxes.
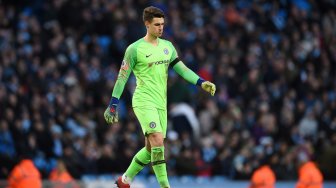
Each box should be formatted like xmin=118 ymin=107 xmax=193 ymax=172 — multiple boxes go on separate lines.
xmin=124 ymin=147 xmax=151 ymax=181
xmin=151 ymin=146 xmax=170 ymax=188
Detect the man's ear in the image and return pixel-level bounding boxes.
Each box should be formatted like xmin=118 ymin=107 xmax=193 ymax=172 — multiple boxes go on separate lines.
xmin=145 ymin=21 xmax=150 ymax=28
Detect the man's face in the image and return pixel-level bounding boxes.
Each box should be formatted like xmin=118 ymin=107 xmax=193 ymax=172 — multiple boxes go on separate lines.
xmin=146 ymin=17 xmax=164 ymax=37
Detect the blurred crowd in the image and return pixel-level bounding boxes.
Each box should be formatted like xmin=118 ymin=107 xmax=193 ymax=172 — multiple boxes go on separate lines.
xmin=1 ymin=0 xmax=336 ymax=181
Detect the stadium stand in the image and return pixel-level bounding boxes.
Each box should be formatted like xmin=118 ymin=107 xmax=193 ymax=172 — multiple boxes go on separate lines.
xmin=0 ymin=0 xmax=336 ymax=186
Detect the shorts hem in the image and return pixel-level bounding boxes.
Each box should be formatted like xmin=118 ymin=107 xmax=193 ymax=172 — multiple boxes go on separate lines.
xmin=145 ymin=131 xmax=166 ymax=138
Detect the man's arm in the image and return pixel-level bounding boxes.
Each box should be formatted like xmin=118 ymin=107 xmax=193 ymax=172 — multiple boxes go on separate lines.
xmin=112 ymin=45 xmax=136 ymax=99
xmin=171 ymin=59 xmax=216 ymax=96
xmin=171 ymin=59 xmax=200 ymax=85
xmin=104 ymin=45 xmax=136 ymax=125
xmin=168 ymin=42 xmax=216 ymax=96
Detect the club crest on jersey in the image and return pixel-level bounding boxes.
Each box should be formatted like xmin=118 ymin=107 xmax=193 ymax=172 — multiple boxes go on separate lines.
xmin=149 ymin=122 xmax=156 ymax=128
xmin=163 ymin=48 xmax=169 ymax=55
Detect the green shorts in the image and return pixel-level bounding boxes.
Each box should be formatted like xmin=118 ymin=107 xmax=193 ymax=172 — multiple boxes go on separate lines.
xmin=133 ymin=107 xmax=167 ymax=138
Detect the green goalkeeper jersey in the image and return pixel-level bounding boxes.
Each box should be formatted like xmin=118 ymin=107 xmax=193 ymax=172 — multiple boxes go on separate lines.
xmin=112 ymin=38 xmax=177 ymax=110
xmin=112 ymin=37 xmax=201 ymax=110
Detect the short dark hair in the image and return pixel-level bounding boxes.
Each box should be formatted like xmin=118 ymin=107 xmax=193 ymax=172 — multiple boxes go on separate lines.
xmin=143 ymin=6 xmax=165 ymax=22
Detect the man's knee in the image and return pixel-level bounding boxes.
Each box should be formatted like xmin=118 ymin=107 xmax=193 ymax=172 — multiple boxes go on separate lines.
xmin=147 ymin=132 xmax=164 ymax=147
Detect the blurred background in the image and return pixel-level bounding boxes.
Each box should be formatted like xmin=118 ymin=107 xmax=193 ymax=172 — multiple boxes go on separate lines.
xmin=0 ymin=0 xmax=336 ymax=187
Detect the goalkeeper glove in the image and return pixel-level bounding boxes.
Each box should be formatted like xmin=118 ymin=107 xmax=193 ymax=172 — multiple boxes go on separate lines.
xmin=104 ymin=97 xmax=119 ymax=124
xmin=197 ymin=78 xmax=216 ymax=96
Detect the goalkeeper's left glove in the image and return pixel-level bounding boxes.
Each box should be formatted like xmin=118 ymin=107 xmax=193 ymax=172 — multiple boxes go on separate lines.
xmin=197 ymin=78 xmax=216 ymax=96
xmin=104 ymin=97 xmax=119 ymax=125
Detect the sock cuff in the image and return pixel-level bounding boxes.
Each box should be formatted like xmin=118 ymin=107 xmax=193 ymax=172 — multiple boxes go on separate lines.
xmin=144 ymin=147 xmax=151 ymax=156
xmin=151 ymin=146 xmax=164 ymax=153
xmin=151 ymin=146 xmax=165 ymax=162
xmin=138 ymin=147 xmax=151 ymax=157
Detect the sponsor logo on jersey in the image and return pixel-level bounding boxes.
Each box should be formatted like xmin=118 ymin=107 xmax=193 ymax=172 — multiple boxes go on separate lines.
xmin=149 ymin=122 xmax=156 ymax=128
xmin=148 ymin=59 xmax=170 ymax=67
xmin=163 ymin=48 xmax=169 ymax=55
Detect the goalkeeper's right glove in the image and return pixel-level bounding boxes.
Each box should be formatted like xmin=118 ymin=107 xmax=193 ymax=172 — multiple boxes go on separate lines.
xmin=104 ymin=97 xmax=119 ymax=125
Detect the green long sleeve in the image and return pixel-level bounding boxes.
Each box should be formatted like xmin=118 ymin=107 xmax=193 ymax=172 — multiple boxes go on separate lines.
xmin=172 ymin=61 xmax=200 ymax=85
xmin=112 ymin=45 xmax=136 ymax=99
xmin=112 ymin=65 xmax=132 ymax=99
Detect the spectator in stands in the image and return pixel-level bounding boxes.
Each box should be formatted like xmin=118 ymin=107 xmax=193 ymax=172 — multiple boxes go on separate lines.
xmin=296 ymin=153 xmax=323 ymax=188
xmin=0 ymin=0 xmax=335 ymax=182
xmin=0 ymin=120 xmax=16 ymax=179
xmin=249 ymin=156 xmax=276 ymax=188
xmin=7 ymin=157 xmax=42 ymax=188
xmin=0 ymin=120 xmax=16 ymax=158
xmin=49 ymin=160 xmax=74 ymax=183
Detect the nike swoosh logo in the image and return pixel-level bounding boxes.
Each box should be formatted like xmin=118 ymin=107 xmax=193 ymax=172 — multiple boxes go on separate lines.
xmin=146 ymin=54 xmax=152 ymax=58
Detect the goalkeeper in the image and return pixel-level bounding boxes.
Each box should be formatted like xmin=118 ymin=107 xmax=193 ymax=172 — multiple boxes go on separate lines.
xmin=104 ymin=6 xmax=216 ymax=188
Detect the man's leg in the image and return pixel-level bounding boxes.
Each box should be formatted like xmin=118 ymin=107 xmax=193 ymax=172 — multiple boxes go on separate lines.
xmin=148 ymin=133 xmax=170 ymax=188
xmin=117 ymin=144 xmax=151 ymax=187
xmin=131 ymin=107 xmax=170 ymax=188
xmin=122 ymin=146 xmax=151 ymax=183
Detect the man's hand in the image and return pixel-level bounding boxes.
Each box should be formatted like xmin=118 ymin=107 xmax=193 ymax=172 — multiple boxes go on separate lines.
xmin=201 ymin=81 xmax=216 ymax=96
xmin=104 ymin=97 xmax=119 ymax=125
